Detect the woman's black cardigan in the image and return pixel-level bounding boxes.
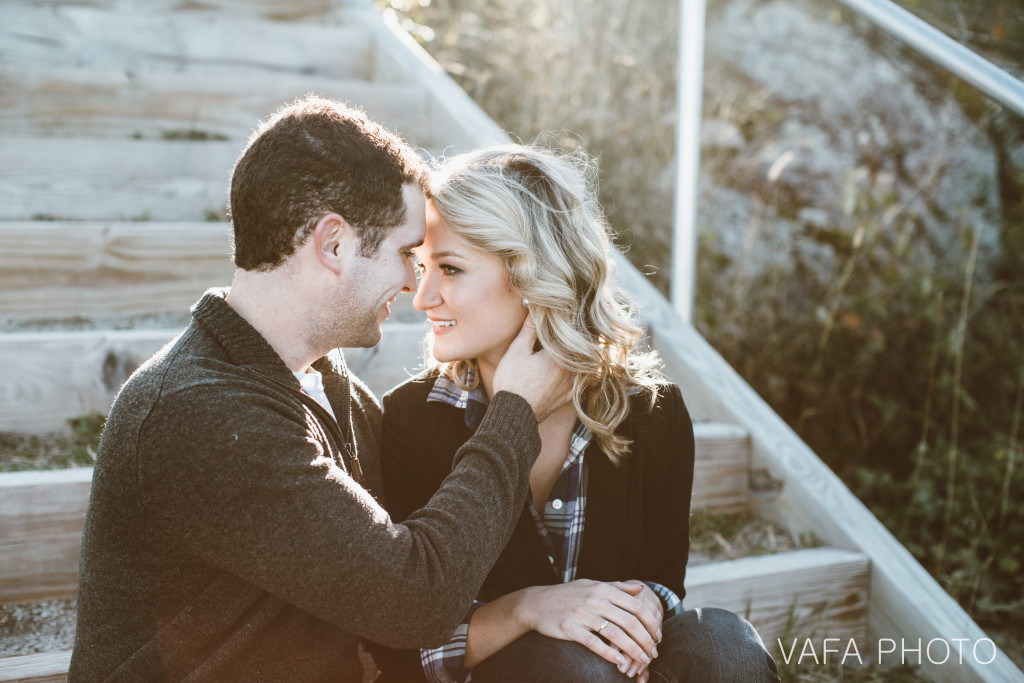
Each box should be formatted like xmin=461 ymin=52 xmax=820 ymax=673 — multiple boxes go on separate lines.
xmin=367 ymin=371 xmax=695 ymax=681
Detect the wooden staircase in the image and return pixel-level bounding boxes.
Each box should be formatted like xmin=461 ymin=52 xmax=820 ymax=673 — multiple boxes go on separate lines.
xmin=0 ymin=1 xmax=1016 ymax=682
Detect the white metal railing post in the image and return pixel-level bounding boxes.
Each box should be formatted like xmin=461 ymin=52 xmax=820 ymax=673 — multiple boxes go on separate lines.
xmin=671 ymin=0 xmax=707 ymax=324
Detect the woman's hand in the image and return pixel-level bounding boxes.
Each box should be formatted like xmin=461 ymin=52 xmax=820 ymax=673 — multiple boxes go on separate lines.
xmin=514 ymin=579 xmax=660 ymax=676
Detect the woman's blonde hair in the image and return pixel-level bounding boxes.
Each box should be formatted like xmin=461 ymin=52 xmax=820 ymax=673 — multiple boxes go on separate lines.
xmin=428 ymin=143 xmax=666 ymax=464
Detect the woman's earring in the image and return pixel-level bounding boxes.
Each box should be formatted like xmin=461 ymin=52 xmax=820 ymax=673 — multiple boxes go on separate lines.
xmin=521 ymin=298 xmax=530 ymax=309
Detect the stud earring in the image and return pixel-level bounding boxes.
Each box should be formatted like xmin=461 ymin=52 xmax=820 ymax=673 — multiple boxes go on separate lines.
xmin=521 ymin=298 xmax=530 ymax=308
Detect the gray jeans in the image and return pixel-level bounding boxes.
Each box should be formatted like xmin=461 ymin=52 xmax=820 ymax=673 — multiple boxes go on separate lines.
xmin=470 ymin=607 xmax=780 ymax=683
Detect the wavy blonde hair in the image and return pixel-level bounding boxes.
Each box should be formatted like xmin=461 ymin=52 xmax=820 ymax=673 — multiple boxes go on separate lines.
xmin=427 ymin=143 xmax=666 ymax=464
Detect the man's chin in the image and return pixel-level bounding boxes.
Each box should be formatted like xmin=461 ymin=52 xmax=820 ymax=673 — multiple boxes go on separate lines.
xmin=341 ymin=325 xmax=384 ymax=350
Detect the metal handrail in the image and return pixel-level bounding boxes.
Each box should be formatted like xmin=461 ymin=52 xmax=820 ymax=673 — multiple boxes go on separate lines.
xmin=835 ymin=0 xmax=1024 ymax=118
xmin=671 ymin=0 xmax=1024 ymax=322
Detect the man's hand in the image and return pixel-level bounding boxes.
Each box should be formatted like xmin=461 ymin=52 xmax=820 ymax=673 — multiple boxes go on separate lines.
xmin=493 ymin=315 xmax=572 ymax=422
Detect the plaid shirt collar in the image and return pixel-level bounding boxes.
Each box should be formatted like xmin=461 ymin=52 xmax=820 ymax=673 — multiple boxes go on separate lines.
xmin=428 ymin=369 xmax=592 ymax=582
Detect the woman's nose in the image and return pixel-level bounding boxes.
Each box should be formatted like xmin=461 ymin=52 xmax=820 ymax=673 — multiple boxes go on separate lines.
xmin=413 ymin=273 xmax=442 ymax=311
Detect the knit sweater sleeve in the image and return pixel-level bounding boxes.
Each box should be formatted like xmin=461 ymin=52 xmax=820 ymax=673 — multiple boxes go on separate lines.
xmin=136 ymin=383 xmax=540 ymax=649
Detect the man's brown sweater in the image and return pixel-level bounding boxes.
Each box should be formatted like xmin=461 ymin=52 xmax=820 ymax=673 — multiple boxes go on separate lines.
xmin=70 ymin=290 xmax=541 ymax=682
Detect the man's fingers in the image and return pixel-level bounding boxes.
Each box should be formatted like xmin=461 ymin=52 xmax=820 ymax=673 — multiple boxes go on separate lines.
xmin=509 ymin=312 xmax=538 ymax=352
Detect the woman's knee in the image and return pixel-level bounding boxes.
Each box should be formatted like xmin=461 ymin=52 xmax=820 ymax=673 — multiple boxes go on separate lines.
xmin=471 ymin=631 xmax=629 ymax=683
xmin=656 ymin=608 xmax=779 ymax=682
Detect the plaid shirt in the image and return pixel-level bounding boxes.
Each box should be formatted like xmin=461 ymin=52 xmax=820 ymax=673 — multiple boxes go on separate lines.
xmin=420 ymin=371 xmax=682 ymax=683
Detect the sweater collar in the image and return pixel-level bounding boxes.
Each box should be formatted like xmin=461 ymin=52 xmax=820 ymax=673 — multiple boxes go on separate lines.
xmin=192 ymin=288 xmax=340 ymax=387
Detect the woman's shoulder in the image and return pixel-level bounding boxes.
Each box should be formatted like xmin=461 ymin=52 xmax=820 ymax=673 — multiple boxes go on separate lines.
xmin=626 ymin=380 xmax=688 ymax=423
xmin=382 ymin=367 xmax=441 ymax=410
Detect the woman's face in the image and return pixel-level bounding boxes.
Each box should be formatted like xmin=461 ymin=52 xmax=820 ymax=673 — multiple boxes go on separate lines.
xmin=413 ymin=203 xmax=527 ymax=369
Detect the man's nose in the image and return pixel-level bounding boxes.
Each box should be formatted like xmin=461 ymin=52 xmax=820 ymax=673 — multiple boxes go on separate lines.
xmin=401 ymin=260 xmax=418 ymax=293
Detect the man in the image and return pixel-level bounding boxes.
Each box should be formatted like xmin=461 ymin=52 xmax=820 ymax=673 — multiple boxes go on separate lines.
xmin=70 ymin=96 xmax=571 ymax=681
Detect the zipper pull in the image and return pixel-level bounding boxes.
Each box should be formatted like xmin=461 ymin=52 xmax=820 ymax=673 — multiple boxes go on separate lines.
xmin=346 ymin=450 xmax=364 ymax=483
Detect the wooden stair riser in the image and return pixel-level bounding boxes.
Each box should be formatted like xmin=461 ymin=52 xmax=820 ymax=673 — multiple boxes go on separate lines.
xmin=0 ymin=547 xmax=866 ymax=683
xmin=0 ymin=223 xmax=436 ymax=323
xmin=0 ymin=5 xmax=375 ymax=81
xmin=0 ymin=67 xmax=432 ymax=145
xmin=0 ymin=139 xmax=236 ymax=222
xmin=11 ymin=0 xmax=349 ymax=21
xmin=0 ymin=139 xmax=442 ymax=222
xmin=0 ymin=426 xmax=748 ymax=604
xmin=0 ymin=323 xmax=427 ymax=434
xmin=0 ymin=649 xmax=70 ymax=683
xmin=687 ymin=548 xmax=870 ymax=648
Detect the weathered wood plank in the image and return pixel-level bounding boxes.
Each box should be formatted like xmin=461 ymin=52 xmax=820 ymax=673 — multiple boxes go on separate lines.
xmin=691 ymin=422 xmax=749 ymax=513
xmin=611 ymin=251 xmax=1023 ymax=681
xmin=0 ymin=322 xmax=430 ymax=434
xmin=0 ymin=67 xmax=431 ymax=144
xmin=687 ymin=548 xmax=870 ymax=648
xmin=0 ymin=222 xmax=232 ymax=321
xmin=0 ymin=138 xmax=236 ymax=221
xmin=0 ymin=470 xmax=92 ymax=605
xmin=0 ymin=139 xmax=443 ymax=222
xmin=0 ymin=5 xmax=374 ymax=80
xmin=11 ymin=0 xmax=345 ymax=21
xmin=0 ymin=424 xmax=747 ymax=606
xmin=0 ymin=329 xmax=179 ymax=433
xmin=0 ymin=650 xmax=70 ymax=683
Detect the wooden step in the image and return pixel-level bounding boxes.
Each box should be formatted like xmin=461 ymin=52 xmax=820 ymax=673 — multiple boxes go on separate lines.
xmin=0 ymin=649 xmax=70 ymax=683
xmin=687 ymin=547 xmax=870 ymax=647
xmin=0 ymin=469 xmax=92 ymax=604
xmin=0 ymin=4 xmax=374 ymax=80
xmin=0 ymin=138 xmax=237 ymax=222
xmin=691 ymin=422 xmax=749 ymax=513
xmin=0 ymin=66 xmax=432 ymax=145
xmin=0 ymin=321 xmax=429 ymax=434
xmin=0 ymin=139 xmax=444 ymax=222
xmin=0 ymin=222 xmax=233 ymax=323
xmin=0 ymin=547 xmax=863 ymax=683
xmin=0 ymin=424 xmax=748 ymax=603
xmin=0 ymin=223 xmax=435 ymax=324
xmin=13 ymin=0 xmax=347 ymax=21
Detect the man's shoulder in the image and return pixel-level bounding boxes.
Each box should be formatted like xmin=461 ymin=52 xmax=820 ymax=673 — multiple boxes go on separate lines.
xmin=114 ymin=322 xmax=272 ymax=421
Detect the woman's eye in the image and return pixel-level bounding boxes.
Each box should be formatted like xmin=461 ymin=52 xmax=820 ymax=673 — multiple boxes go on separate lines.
xmin=439 ymin=264 xmax=461 ymax=276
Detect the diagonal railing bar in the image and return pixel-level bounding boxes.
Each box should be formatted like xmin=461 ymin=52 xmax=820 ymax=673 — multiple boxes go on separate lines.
xmin=835 ymin=0 xmax=1024 ymax=117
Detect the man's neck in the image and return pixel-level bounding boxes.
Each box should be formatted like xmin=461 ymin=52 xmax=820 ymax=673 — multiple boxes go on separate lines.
xmin=225 ymin=268 xmax=320 ymax=373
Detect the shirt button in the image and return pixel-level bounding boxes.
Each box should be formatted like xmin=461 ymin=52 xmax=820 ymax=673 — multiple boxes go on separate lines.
xmin=551 ymin=499 xmax=563 ymax=510
xmin=548 ymin=555 xmax=556 ymax=565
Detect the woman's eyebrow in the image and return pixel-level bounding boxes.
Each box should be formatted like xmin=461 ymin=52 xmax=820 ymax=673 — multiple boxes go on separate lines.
xmin=427 ymin=250 xmax=467 ymax=260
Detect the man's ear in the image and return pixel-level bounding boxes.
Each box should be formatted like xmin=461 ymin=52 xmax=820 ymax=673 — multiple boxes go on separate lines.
xmin=312 ymin=212 xmax=358 ymax=275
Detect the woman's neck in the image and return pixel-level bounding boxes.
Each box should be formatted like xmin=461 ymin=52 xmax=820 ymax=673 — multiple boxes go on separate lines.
xmin=477 ymin=357 xmax=499 ymax=399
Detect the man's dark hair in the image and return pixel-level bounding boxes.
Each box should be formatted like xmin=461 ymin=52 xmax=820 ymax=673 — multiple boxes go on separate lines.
xmin=229 ymin=96 xmax=427 ymax=271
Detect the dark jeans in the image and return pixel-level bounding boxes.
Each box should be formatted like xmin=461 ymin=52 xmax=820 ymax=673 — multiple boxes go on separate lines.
xmin=470 ymin=607 xmax=780 ymax=683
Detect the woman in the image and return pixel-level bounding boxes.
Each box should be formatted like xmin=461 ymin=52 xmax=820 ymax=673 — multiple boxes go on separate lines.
xmin=369 ymin=145 xmax=778 ymax=683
